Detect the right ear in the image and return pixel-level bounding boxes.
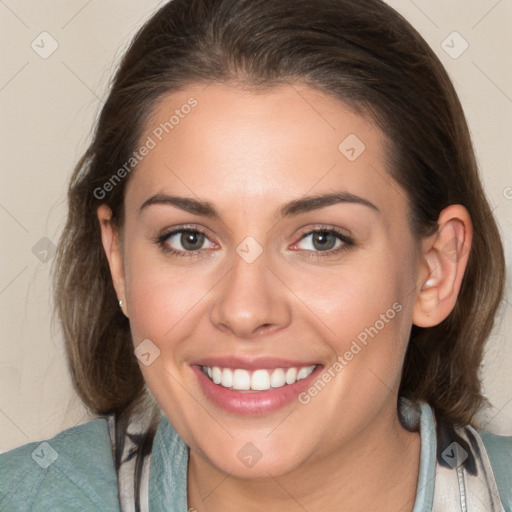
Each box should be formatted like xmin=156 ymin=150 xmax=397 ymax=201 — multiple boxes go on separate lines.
xmin=97 ymin=204 xmax=128 ymax=317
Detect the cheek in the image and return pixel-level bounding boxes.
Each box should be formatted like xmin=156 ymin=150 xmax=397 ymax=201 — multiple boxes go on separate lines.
xmin=281 ymin=253 xmax=409 ymax=340
xmin=122 ymin=242 xmax=214 ymax=346
xmin=286 ymin=254 xmax=415 ymax=400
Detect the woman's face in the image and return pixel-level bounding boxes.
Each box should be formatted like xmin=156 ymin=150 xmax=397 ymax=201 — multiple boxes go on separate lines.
xmin=114 ymin=83 xmax=424 ymax=477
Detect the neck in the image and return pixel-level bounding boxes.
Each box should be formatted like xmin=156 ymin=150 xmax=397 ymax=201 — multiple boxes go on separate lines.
xmin=187 ymin=407 xmax=421 ymax=512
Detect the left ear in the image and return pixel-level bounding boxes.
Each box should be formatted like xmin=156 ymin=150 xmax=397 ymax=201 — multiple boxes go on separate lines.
xmin=412 ymin=204 xmax=473 ymax=327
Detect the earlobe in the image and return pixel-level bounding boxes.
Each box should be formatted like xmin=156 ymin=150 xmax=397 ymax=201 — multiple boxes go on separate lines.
xmin=412 ymin=205 xmax=472 ymax=328
xmin=97 ymin=204 xmax=128 ymax=317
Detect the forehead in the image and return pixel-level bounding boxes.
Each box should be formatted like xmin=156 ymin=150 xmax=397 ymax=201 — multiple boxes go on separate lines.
xmin=125 ymin=82 xmax=405 ymax=220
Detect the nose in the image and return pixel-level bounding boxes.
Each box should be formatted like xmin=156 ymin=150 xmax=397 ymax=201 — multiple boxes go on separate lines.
xmin=209 ymin=249 xmax=292 ymax=339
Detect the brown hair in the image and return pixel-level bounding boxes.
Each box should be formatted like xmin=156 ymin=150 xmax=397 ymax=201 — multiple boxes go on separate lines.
xmin=54 ymin=0 xmax=505 ymax=427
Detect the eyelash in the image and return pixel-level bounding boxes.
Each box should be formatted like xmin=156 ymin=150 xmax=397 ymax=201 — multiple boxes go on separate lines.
xmin=154 ymin=225 xmax=213 ymax=259
xmin=154 ymin=225 xmax=355 ymax=259
xmin=295 ymin=226 xmax=355 ymax=258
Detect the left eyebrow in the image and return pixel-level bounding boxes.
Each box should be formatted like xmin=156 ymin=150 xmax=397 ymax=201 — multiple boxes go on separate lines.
xmin=279 ymin=192 xmax=380 ymax=218
xmin=138 ymin=191 xmax=379 ymax=219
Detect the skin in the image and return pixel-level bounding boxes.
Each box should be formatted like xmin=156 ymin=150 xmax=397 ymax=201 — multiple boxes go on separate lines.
xmin=98 ymin=82 xmax=472 ymax=512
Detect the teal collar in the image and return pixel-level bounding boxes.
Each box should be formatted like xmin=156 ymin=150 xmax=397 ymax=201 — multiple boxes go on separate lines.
xmin=148 ymin=402 xmax=437 ymax=511
xmin=149 ymin=414 xmax=189 ymax=512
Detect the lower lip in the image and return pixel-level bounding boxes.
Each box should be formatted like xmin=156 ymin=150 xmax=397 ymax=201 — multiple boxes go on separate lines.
xmin=191 ymin=365 xmax=323 ymax=415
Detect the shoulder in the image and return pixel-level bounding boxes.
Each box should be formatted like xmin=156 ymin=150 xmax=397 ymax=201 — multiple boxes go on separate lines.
xmin=413 ymin=400 xmax=512 ymax=511
xmin=0 ymin=418 xmax=121 ymax=512
xmin=478 ymin=429 xmax=512 ymax=511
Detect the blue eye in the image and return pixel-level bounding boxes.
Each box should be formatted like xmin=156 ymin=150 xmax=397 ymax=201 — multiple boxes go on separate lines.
xmin=294 ymin=228 xmax=354 ymax=255
xmin=298 ymin=230 xmax=341 ymax=251
xmin=157 ymin=228 xmax=216 ymax=256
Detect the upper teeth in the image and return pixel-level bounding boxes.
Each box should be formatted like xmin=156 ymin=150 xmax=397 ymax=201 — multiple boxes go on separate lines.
xmin=202 ymin=365 xmax=316 ymax=391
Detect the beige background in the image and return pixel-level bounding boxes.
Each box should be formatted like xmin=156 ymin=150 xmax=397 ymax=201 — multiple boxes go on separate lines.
xmin=1 ymin=0 xmax=511 ymax=452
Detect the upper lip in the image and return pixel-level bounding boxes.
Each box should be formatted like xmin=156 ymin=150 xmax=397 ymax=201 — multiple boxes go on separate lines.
xmin=193 ymin=357 xmax=320 ymax=371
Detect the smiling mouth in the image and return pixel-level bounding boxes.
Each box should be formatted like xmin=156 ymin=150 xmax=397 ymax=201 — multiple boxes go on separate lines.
xmin=201 ymin=364 xmax=317 ymax=392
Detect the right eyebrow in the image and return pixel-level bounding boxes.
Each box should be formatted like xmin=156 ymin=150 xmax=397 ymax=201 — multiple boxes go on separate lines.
xmin=139 ymin=194 xmax=220 ymax=218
